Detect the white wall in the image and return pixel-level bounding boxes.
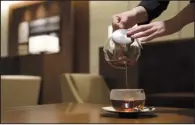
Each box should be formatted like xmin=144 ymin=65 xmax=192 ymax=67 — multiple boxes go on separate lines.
xmin=89 ymin=1 xmax=130 ymax=74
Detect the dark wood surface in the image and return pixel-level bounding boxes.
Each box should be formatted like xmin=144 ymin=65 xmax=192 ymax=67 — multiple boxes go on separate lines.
xmin=1 ymin=103 xmax=194 ymax=123
xmin=147 ymin=92 xmax=195 ymax=109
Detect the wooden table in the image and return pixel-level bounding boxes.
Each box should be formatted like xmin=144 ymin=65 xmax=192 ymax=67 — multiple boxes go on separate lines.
xmin=1 ymin=103 xmax=194 ymax=123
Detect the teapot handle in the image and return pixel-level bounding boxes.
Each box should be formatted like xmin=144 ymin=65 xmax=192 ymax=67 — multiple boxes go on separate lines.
xmin=136 ymin=38 xmax=143 ymax=49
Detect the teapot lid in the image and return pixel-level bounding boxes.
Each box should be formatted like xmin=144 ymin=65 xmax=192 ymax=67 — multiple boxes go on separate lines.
xmin=112 ymin=29 xmax=133 ymax=44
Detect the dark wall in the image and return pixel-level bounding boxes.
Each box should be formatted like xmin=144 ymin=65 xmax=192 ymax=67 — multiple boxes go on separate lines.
xmin=138 ymin=39 xmax=194 ymax=94
xmin=19 ymin=54 xmax=44 ymax=76
xmin=99 ymin=38 xmax=195 ymax=94
xmin=73 ymin=1 xmax=89 ymax=73
xmin=0 ymin=57 xmax=20 ymax=75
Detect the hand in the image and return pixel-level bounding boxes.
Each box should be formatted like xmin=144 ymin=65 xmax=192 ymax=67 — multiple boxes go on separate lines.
xmin=112 ymin=6 xmax=148 ymax=31
xmin=112 ymin=11 xmax=137 ymax=31
xmin=127 ymin=19 xmax=183 ymax=42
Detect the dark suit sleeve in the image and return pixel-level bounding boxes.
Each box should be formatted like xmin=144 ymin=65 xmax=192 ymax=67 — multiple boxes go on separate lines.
xmin=138 ymin=0 xmax=170 ymax=24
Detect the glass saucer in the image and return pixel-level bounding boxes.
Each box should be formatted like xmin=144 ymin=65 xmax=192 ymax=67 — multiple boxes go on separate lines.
xmin=101 ymin=106 xmax=155 ymax=114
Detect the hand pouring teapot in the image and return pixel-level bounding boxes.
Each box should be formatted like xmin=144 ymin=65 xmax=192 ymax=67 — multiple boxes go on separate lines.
xmin=103 ymin=28 xmax=143 ymax=69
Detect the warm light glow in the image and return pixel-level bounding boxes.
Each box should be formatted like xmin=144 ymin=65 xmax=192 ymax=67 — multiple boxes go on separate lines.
xmin=108 ymin=25 xmax=115 ymax=49
xmin=29 ymin=35 xmax=60 ymax=54
xmin=1 ymin=1 xmax=26 ymax=57
xmin=18 ymin=21 xmax=29 ymax=43
xmin=1 ymin=1 xmax=25 ymax=10
xmin=108 ymin=25 xmax=113 ymax=38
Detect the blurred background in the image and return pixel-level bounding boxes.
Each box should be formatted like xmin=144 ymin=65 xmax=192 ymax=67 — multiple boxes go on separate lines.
xmin=1 ymin=1 xmax=194 ymax=108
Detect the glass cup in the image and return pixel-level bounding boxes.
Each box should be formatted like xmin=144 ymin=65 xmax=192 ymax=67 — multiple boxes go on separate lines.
xmin=110 ymin=89 xmax=146 ymax=112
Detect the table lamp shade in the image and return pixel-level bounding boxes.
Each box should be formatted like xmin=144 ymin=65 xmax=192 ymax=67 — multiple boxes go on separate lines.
xmin=29 ymin=35 xmax=60 ymax=54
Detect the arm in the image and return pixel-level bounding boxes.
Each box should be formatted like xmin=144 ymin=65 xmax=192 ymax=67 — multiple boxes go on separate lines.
xmin=138 ymin=0 xmax=170 ymax=24
xmin=112 ymin=6 xmax=148 ymax=30
xmin=112 ymin=0 xmax=170 ymax=30
xmin=128 ymin=2 xmax=195 ymax=42
xmin=172 ymin=2 xmax=195 ymax=29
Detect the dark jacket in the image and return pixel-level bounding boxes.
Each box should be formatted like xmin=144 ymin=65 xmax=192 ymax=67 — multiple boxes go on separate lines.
xmin=138 ymin=0 xmax=194 ymax=24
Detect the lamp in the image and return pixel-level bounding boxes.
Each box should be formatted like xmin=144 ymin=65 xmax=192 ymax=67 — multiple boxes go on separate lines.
xmin=108 ymin=25 xmax=112 ymax=38
xmin=29 ymin=34 xmax=60 ymax=54
xmin=108 ymin=25 xmax=115 ymax=48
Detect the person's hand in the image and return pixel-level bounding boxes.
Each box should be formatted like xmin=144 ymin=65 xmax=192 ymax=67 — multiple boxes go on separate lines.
xmin=127 ymin=19 xmax=183 ymax=42
xmin=112 ymin=6 xmax=148 ymax=31
xmin=112 ymin=10 xmax=137 ymax=31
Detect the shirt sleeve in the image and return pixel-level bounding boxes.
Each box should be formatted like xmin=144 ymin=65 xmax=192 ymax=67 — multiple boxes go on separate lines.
xmin=138 ymin=0 xmax=170 ymax=24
